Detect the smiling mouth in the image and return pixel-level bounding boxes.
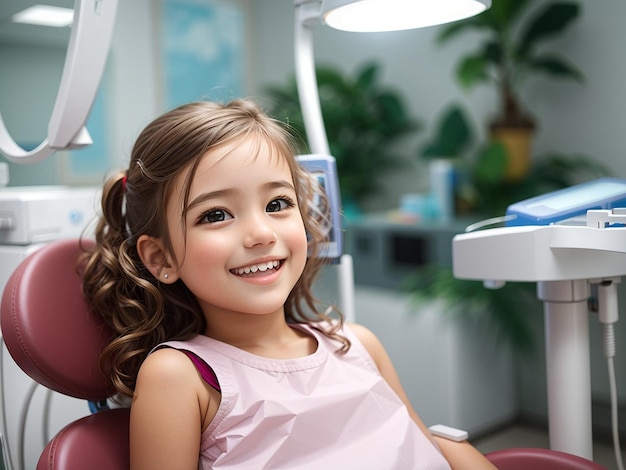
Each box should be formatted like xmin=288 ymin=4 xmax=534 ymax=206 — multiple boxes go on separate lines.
xmin=231 ymin=260 xmax=282 ymax=276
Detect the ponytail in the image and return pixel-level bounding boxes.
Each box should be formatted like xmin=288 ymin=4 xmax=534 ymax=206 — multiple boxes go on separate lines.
xmin=81 ymin=171 xmax=202 ymax=397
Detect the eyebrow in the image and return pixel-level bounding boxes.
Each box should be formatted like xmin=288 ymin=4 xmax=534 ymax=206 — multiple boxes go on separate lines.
xmin=186 ymin=180 xmax=296 ymax=212
xmin=265 ymin=179 xmax=296 ymax=193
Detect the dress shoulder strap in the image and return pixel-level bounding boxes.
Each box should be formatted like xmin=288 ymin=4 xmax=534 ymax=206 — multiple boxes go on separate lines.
xmin=155 ymin=344 xmax=221 ymax=392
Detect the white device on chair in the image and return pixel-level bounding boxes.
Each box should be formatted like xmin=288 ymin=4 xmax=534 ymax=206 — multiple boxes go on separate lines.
xmin=429 ymin=424 xmax=469 ymax=442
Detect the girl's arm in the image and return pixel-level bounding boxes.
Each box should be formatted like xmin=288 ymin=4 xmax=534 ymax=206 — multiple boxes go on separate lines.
xmin=349 ymin=323 xmax=497 ymax=470
xmin=130 ymin=348 xmax=211 ymax=470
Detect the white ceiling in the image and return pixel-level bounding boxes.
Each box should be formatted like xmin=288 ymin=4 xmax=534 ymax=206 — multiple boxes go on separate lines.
xmin=0 ymin=0 xmax=73 ymax=47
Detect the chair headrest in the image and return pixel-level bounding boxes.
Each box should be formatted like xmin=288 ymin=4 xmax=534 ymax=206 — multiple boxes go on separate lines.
xmin=1 ymin=238 xmax=115 ymax=401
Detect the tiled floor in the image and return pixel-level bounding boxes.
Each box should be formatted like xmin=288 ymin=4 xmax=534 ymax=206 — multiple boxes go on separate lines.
xmin=472 ymin=423 xmax=621 ymax=469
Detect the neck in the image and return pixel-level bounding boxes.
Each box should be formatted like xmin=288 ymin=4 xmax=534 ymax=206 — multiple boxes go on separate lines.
xmin=203 ymin=310 xmax=315 ymax=358
xmin=205 ymin=309 xmax=291 ymax=346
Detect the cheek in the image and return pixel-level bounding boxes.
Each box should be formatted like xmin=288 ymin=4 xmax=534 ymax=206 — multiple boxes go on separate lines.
xmin=290 ymin=223 xmax=309 ymax=266
xmin=175 ymin=232 xmax=230 ymax=275
xmin=189 ymin=232 xmax=232 ymax=259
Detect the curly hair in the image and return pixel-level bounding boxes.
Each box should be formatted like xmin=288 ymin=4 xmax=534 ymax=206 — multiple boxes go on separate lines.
xmin=80 ymin=99 xmax=348 ymax=398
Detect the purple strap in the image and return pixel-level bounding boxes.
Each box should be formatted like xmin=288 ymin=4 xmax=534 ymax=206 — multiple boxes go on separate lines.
xmin=180 ymin=350 xmax=221 ymax=392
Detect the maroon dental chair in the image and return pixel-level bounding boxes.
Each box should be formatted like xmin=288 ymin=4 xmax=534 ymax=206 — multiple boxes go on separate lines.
xmin=1 ymin=238 xmax=129 ymax=470
xmin=0 ymin=239 xmax=607 ymax=470
xmin=484 ymin=447 xmax=606 ymax=469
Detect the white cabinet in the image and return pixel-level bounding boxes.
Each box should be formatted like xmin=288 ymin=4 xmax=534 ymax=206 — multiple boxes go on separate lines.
xmin=354 ymin=287 xmax=517 ymax=436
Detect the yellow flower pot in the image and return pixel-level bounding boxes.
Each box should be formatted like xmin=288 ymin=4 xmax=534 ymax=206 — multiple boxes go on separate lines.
xmin=491 ymin=127 xmax=534 ymax=182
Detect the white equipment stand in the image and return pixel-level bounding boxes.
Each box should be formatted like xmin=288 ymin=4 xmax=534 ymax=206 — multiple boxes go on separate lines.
xmin=453 ymin=211 xmax=626 ymax=460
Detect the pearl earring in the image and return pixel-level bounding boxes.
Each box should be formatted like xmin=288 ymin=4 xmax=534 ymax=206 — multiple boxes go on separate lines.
xmin=164 ymin=273 xmax=169 ymax=280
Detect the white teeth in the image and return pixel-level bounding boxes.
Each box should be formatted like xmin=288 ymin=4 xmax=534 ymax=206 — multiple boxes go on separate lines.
xmin=235 ymin=260 xmax=279 ymax=275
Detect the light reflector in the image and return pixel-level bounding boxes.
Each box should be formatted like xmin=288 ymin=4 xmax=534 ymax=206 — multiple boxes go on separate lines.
xmin=12 ymin=5 xmax=74 ymax=28
xmin=322 ymin=0 xmax=491 ymax=32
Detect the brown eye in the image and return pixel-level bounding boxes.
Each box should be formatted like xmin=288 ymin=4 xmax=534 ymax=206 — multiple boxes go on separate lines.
xmin=199 ymin=209 xmax=232 ymax=224
xmin=266 ymin=198 xmax=294 ymax=213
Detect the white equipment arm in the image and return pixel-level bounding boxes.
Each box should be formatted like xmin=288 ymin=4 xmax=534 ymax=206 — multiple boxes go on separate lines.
xmin=0 ymin=0 xmax=119 ymax=164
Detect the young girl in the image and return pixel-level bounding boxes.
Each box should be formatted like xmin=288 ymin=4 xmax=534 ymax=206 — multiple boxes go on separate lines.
xmin=81 ymin=99 xmax=495 ymax=469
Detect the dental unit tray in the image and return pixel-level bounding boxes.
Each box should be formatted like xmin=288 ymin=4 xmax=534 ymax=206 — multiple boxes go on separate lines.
xmin=505 ymin=177 xmax=626 ymax=226
xmin=453 ymin=177 xmax=626 ymax=460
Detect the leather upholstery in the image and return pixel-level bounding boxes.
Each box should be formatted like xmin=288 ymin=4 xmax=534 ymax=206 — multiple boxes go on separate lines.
xmin=1 ymin=239 xmax=129 ymax=469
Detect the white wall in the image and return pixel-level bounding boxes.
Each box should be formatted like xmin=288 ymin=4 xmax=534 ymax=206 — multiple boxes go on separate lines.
xmin=106 ymin=0 xmax=163 ymax=170
xmin=0 ymin=44 xmax=68 ymax=185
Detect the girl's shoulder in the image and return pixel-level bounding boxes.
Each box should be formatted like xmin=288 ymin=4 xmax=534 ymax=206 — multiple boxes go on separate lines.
xmin=131 ymin=348 xmax=214 ymax=467
xmin=137 ymin=346 xmax=201 ymax=389
xmin=344 ymin=322 xmax=377 ymax=343
xmin=305 ymin=320 xmax=385 ymax=367
xmin=343 ymin=322 xmax=387 ymax=370
xmin=135 ymin=346 xmax=215 ymax=423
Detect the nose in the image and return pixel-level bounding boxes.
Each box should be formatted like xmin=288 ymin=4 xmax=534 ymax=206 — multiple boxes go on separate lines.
xmin=242 ymin=212 xmax=277 ymax=248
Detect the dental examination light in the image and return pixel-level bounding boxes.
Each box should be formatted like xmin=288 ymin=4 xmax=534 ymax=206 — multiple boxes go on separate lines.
xmin=293 ymin=0 xmax=491 ymax=155
xmin=0 ymin=0 xmax=119 ymax=164
xmin=453 ymin=178 xmax=626 ymax=466
xmin=322 ymin=0 xmax=492 ymax=33
xmin=292 ymin=0 xmax=490 ymax=322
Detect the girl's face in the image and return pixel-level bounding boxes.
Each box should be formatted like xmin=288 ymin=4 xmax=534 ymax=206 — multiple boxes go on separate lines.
xmin=164 ymin=138 xmax=308 ymax=320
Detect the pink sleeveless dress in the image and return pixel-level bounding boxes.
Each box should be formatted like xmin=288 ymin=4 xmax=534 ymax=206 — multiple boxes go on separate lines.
xmin=158 ymin=323 xmax=451 ymax=469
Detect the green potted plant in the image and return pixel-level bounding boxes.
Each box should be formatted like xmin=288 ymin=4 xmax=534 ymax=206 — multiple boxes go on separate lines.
xmin=264 ymin=61 xmax=420 ymax=212
xmin=413 ymin=102 xmax=611 ymax=352
xmin=437 ymin=0 xmax=583 ymax=180
xmin=420 ymin=103 xmax=611 ymax=217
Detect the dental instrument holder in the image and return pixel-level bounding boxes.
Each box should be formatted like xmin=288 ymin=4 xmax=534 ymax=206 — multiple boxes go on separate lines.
xmin=453 ymin=208 xmax=626 ymax=460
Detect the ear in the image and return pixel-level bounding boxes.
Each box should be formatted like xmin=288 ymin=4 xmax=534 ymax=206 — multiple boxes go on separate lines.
xmin=136 ymin=235 xmax=179 ymax=283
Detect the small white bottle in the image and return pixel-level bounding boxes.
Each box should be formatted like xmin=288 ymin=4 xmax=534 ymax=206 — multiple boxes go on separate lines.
xmin=429 ymin=159 xmax=454 ymax=222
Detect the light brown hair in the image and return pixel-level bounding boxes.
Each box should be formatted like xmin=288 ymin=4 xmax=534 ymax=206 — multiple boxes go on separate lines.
xmin=80 ymin=99 xmax=347 ymax=398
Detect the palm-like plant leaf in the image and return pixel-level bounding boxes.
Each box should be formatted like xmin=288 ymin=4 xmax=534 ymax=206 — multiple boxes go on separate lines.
xmin=421 ymin=105 xmax=472 ymax=158
xmin=457 ymin=55 xmax=490 ymax=89
xmin=436 ymin=0 xmax=582 ymax=122
xmin=518 ymin=3 xmax=581 ymax=57
xmin=473 ymin=142 xmax=508 ymax=184
xmin=486 ymin=0 xmax=533 ymax=32
xmin=438 ymin=0 xmax=532 ymax=42
xmin=526 ymin=55 xmax=584 ymax=82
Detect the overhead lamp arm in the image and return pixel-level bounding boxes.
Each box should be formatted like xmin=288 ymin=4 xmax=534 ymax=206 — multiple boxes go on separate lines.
xmin=292 ymin=0 xmax=491 ymax=155
xmin=294 ymin=0 xmax=330 ymax=156
xmin=0 ymin=0 xmax=119 ymax=164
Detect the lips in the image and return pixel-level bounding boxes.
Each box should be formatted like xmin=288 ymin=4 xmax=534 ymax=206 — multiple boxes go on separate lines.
xmin=231 ymin=260 xmax=281 ymax=276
